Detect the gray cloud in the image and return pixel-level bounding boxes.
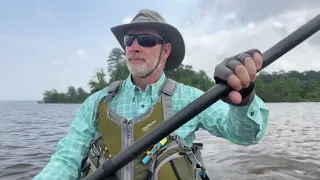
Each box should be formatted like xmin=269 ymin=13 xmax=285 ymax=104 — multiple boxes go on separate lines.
xmin=180 ymin=2 xmax=320 ymax=78
xmin=195 ymin=0 xmax=320 ymax=24
xmin=188 ymin=0 xmax=320 ymax=43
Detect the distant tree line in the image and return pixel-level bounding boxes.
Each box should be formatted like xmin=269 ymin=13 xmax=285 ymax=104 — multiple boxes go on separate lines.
xmin=254 ymin=70 xmax=320 ymax=102
xmin=39 ymin=48 xmax=320 ymax=103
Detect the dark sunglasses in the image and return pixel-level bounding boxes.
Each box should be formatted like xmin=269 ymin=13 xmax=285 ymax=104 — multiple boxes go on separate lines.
xmin=124 ymin=34 xmax=165 ymax=47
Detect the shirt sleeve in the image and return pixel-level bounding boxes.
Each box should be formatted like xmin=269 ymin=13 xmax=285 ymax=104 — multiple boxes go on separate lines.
xmin=192 ymin=87 xmax=270 ymax=146
xmin=33 ymin=90 xmax=103 ymax=180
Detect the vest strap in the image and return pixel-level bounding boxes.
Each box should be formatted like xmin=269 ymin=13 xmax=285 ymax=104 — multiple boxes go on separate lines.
xmin=186 ymin=144 xmax=210 ymax=180
xmin=160 ymin=78 xmax=178 ymax=121
xmin=105 ymin=80 xmax=123 ymax=104
xmin=161 ymin=78 xmax=177 ymax=96
xmin=159 ymin=78 xmax=187 ymax=146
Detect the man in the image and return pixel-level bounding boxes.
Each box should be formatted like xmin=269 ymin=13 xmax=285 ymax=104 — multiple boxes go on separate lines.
xmin=34 ymin=9 xmax=269 ymax=180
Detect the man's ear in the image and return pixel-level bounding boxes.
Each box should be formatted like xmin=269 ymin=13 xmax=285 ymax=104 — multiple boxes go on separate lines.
xmin=163 ymin=43 xmax=172 ymax=59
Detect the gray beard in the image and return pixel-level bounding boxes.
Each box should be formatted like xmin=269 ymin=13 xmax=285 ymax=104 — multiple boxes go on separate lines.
xmin=126 ymin=57 xmax=161 ymax=78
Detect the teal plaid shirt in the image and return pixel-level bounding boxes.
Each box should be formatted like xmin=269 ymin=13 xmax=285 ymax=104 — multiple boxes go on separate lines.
xmin=34 ymin=73 xmax=269 ymax=180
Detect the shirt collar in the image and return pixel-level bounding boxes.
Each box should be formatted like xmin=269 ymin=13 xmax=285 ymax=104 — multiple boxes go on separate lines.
xmin=122 ymin=72 xmax=167 ymax=101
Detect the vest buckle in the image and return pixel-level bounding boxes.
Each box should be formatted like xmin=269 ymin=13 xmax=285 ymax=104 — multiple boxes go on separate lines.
xmin=91 ymin=143 xmax=101 ymax=159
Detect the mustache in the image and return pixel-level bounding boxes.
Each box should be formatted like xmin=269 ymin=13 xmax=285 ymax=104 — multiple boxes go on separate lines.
xmin=127 ymin=53 xmax=146 ymax=60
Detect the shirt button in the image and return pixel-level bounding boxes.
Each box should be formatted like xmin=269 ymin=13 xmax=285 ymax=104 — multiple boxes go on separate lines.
xmin=250 ymin=112 xmax=254 ymax=116
xmin=141 ymin=104 xmax=145 ymax=108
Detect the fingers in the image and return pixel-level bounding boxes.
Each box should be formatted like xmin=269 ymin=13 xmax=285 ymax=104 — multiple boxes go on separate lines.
xmin=243 ymin=56 xmax=257 ymax=81
xmin=234 ymin=64 xmax=251 ymax=88
xmin=246 ymin=49 xmax=263 ymax=71
xmin=227 ymin=49 xmax=263 ymax=90
xmin=215 ymin=48 xmax=263 ymax=94
xmin=253 ymin=51 xmax=263 ymax=71
xmin=228 ymin=74 xmax=242 ymax=91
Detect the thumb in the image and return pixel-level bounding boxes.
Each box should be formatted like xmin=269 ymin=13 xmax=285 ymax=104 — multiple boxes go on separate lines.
xmin=229 ymin=91 xmax=242 ymax=105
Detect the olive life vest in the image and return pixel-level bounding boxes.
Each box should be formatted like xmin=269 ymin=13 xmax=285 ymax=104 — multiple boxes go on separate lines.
xmin=80 ymin=78 xmax=210 ymax=180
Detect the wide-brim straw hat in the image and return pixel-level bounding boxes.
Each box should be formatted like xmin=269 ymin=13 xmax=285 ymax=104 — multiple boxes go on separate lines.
xmin=110 ymin=9 xmax=185 ymax=71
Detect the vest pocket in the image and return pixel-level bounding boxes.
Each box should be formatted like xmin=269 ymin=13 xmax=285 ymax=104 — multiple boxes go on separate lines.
xmin=153 ymin=152 xmax=195 ymax=180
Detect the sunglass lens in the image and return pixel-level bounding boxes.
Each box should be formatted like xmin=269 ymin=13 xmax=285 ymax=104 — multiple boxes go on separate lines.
xmin=124 ymin=35 xmax=135 ymax=46
xmin=137 ymin=35 xmax=157 ymax=47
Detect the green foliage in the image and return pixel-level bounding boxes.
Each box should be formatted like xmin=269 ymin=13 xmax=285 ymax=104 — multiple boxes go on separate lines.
xmin=40 ymin=87 xmax=89 ymax=104
xmin=40 ymin=48 xmax=320 ymax=104
xmin=165 ymin=64 xmax=215 ymax=91
xmin=88 ymin=68 xmax=108 ymax=94
xmin=107 ymin=47 xmax=126 ymax=75
xmin=255 ymin=70 xmax=320 ymax=102
xmin=106 ymin=48 xmax=130 ymax=82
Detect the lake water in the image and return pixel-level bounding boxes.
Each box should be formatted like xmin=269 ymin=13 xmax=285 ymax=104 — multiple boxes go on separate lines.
xmin=1 ymin=101 xmax=320 ymax=180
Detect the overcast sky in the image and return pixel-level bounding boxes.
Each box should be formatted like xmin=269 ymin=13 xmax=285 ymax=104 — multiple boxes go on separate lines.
xmin=1 ymin=0 xmax=320 ymax=100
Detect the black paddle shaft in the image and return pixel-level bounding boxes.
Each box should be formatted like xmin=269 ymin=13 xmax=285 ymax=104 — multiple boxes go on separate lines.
xmin=83 ymin=13 xmax=320 ymax=180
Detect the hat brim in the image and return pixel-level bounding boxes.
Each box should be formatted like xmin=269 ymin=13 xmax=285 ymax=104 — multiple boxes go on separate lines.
xmin=110 ymin=22 xmax=185 ymax=71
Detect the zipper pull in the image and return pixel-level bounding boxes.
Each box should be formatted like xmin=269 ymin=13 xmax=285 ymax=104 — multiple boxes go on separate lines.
xmin=126 ymin=123 xmax=131 ymax=139
xmin=123 ymin=119 xmax=132 ymax=139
